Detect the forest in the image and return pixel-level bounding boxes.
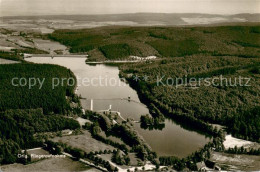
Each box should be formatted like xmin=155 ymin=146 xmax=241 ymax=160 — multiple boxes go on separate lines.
xmin=0 ymin=51 xmax=23 ymax=61
xmin=1 ymin=24 xmax=260 ymax=169
xmin=83 ymin=110 xmax=157 ymax=162
xmin=49 ymin=25 xmax=260 ymax=61
xmin=120 ymin=57 xmax=260 ymax=142
xmin=227 ymin=106 xmax=260 ymax=141
xmin=0 ymin=56 xmax=81 ymax=165
xmin=0 ymin=109 xmax=80 ymax=165
xmin=49 ymin=25 xmax=260 ymax=142
xmin=0 ymin=63 xmax=77 ymax=114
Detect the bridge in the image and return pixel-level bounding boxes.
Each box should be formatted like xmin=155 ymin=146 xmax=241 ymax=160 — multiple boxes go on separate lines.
xmin=80 ymin=97 xmax=145 ymax=111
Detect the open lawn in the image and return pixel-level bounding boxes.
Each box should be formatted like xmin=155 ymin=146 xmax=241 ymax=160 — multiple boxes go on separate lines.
xmin=0 ymin=58 xmax=20 ymax=64
xmin=210 ymin=151 xmax=260 ymax=171
xmin=0 ymin=157 xmax=92 ymax=172
xmin=51 ymin=130 xmax=115 ymax=153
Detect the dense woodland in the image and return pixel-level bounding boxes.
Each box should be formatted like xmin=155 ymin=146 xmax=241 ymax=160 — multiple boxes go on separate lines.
xmin=49 ymin=25 xmax=260 ymax=61
xmin=0 ymin=58 xmax=80 ymax=165
xmin=227 ymin=106 xmax=260 ymax=141
xmin=49 ymin=25 xmax=260 ymax=142
xmin=0 ymin=63 xmax=77 ymax=114
xmin=1 ymin=25 xmax=259 ymax=169
xmin=0 ymin=109 xmax=80 ymax=165
xmin=120 ymin=56 xmax=260 ymax=142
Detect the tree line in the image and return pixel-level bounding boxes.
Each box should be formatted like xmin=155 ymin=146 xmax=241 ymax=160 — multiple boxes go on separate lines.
xmin=0 ymin=109 xmax=80 ymax=165
xmin=44 ymin=140 xmax=116 ymax=171
xmin=83 ymin=110 xmax=158 ymax=162
xmin=120 ymin=58 xmax=260 ymax=142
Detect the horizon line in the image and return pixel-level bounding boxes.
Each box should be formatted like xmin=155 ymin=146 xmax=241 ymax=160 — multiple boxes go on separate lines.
xmin=1 ymin=12 xmax=260 ymax=18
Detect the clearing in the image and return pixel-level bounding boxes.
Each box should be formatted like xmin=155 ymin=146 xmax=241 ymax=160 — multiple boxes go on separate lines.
xmin=0 ymin=157 xmax=93 ymax=172
xmin=210 ymin=151 xmax=260 ymax=171
xmin=224 ymin=135 xmax=260 ymax=149
xmin=51 ymin=130 xmax=115 ymax=153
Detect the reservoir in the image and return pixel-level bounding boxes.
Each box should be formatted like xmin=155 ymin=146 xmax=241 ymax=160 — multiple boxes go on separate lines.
xmin=26 ymin=57 xmax=210 ymax=158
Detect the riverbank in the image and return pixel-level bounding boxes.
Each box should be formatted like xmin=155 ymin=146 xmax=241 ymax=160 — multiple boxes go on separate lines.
xmin=26 ymin=57 xmax=211 ymax=158
xmin=23 ymin=56 xmax=224 ymax=171
xmin=86 ymin=60 xmax=142 ymax=64
xmin=85 ymin=55 xmax=158 ymax=64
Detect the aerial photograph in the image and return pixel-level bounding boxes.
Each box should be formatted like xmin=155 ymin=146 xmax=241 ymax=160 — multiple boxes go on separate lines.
xmin=0 ymin=0 xmax=259 ymax=171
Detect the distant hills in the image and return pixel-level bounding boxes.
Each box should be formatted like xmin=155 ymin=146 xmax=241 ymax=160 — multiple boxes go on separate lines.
xmin=1 ymin=13 xmax=260 ymax=25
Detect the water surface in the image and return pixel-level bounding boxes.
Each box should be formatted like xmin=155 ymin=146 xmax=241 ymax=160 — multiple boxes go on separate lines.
xmin=26 ymin=57 xmax=210 ymax=157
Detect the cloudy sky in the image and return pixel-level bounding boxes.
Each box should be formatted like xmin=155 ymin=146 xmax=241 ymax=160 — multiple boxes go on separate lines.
xmin=1 ymin=0 xmax=259 ymax=17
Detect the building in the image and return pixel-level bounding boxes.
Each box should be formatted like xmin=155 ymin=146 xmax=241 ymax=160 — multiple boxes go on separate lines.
xmin=205 ymin=160 xmax=221 ymax=171
xmin=196 ymin=160 xmax=222 ymax=171
xmin=196 ymin=161 xmax=208 ymax=171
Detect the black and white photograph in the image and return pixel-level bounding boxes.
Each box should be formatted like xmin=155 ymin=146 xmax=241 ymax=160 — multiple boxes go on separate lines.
xmin=0 ymin=0 xmax=259 ymax=171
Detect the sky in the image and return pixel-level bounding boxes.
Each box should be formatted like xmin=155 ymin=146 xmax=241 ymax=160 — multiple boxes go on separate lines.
xmin=0 ymin=0 xmax=260 ymax=17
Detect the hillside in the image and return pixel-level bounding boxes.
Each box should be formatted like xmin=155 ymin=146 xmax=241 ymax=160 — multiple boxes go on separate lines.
xmin=2 ymin=13 xmax=260 ymax=25
xmin=0 ymin=63 xmax=78 ymax=114
xmin=49 ymin=25 xmax=260 ymax=60
xmin=49 ymin=25 xmax=260 ymax=142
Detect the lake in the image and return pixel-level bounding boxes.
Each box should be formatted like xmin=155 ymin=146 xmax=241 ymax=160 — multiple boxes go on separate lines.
xmin=26 ymin=57 xmax=210 ymax=158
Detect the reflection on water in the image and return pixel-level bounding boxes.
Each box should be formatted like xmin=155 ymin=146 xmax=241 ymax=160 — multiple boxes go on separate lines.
xmin=140 ymin=122 xmax=165 ymax=131
xmin=26 ymin=57 xmax=210 ymax=158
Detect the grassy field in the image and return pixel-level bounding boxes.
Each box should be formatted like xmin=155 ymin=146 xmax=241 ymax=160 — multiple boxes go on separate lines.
xmin=0 ymin=58 xmax=20 ymax=64
xmin=51 ymin=130 xmax=115 ymax=153
xmin=0 ymin=157 xmax=92 ymax=172
xmin=210 ymin=151 xmax=260 ymax=171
